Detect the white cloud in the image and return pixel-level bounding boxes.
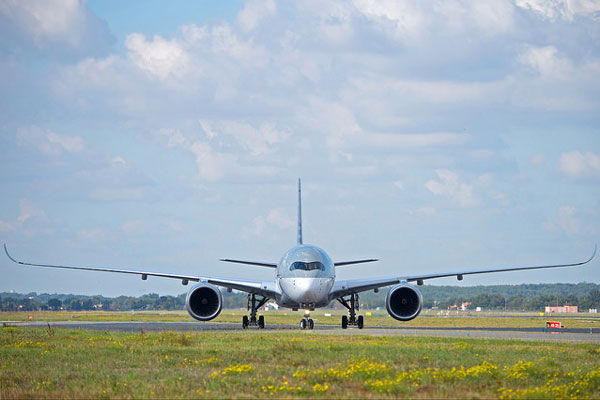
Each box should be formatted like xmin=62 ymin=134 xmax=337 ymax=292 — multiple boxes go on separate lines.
xmin=425 ymin=169 xmax=478 ymax=207
xmin=558 ymin=151 xmax=600 ymax=180
xmin=189 ymin=142 xmax=238 ymax=181
xmin=542 ymin=219 xmax=558 ymax=232
xmin=0 ymin=0 xmax=113 ymax=55
xmin=46 ymin=131 xmax=85 ymax=153
xmin=11 ymin=0 xmax=600 ymax=190
xmin=125 ymin=33 xmax=189 ymax=80
xmin=512 ymin=45 xmax=600 ymax=110
xmin=516 ymin=0 xmax=600 ymax=21
xmin=16 ymin=126 xmax=84 ymax=156
xmin=518 ymin=46 xmax=573 ymax=79
xmin=214 ymin=121 xmax=289 ymax=156
xmin=352 ymin=0 xmax=516 ymax=41
xmin=17 ymin=199 xmax=46 ymax=224
xmin=79 ymin=227 xmax=112 ymax=243
xmin=155 ymin=121 xmax=288 ymax=181
xmin=237 ymin=0 xmax=277 ymax=32
xmin=121 ymin=220 xmax=149 ymax=236
xmin=89 ymin=188 xmax=147 ymax=201
xmin=158 ymin=128 xmax=188 ymax=148
xmin=243 ymin=208 xmax=294 ymax=237
xmin=406 ymin=207 xmax=436 ymax=216
xmin=531 ymin=154 xmax=545 ymax=165
xmin=558 ymin=206 xmax=581 ymax=234
xmin=0 ymin=220 xmax=14 ymax=232
xmin=362 ymin=132 xmax=469 ymax=148
xmin=265 ymin=208 xmax=294 ymax=230
xmin=352 ymin=0 xmax=427 ymax=40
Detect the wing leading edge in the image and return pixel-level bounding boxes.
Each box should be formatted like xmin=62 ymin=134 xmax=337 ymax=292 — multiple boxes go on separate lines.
xmin=4 ymin=244 xmax=279 ymax=298
xmin=330 ymin=246 xmax=596 ymax=299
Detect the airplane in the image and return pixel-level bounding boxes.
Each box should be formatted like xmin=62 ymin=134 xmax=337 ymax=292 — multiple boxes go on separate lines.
xmin=4 ymin=179 xmax=596 ymax=330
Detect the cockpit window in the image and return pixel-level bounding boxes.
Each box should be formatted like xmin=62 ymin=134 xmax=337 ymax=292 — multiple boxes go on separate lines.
xmin=290 ymin=261 xmax=324 ymax=271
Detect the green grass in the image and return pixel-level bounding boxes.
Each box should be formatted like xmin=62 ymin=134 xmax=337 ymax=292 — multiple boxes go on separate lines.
xmin=1 ymin=327 xmax=599 ymax=398
xmin=3 ymin=309 xmax=600 ymax=329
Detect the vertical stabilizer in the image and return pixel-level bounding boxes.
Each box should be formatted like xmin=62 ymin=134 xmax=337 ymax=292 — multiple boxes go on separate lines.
xmin=297 ymin=178 xmax=303 ymax=245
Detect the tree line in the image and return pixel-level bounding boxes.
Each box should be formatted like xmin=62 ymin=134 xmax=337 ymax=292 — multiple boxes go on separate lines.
xmin=1 ymin=282 xmax=599 ymax=312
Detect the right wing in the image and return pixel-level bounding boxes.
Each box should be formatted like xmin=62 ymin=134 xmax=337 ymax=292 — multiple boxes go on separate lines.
xmin=4 ymin=244 xmax=279 ymax=298
xmin=330 ymin=246 xmax=596 ymax=299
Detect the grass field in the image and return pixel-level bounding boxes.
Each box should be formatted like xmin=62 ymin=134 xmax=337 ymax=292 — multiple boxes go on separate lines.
xmin=2 ymin=309 xmax=600 ymax=329
xmin=1 ymin=326 xmax=600 ymax=399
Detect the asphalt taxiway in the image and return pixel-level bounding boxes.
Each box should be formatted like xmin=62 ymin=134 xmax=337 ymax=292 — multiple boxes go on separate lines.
xmin=3 ymin=320 xmax=599 ymax=343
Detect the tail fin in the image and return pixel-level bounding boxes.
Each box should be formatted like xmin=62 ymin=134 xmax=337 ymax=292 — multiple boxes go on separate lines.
xmin=297 ymin=178 xmax=303 ymax=245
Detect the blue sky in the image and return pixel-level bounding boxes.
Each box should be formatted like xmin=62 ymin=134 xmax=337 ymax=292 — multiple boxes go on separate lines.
xmin=1 ymin=0 xmax=599 ymax=297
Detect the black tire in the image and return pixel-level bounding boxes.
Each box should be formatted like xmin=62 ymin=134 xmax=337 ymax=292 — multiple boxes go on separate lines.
xmin=308 ymin=319 xmax=314 ymax=329
xmin=258 ymin=315 xmax=265 ymax=329
xmin=357 ymin=315 xmax=364 ymax=329
xmin=242 ymin=315 xmax=249 ymax=329
xmin=341 ymin=315 xmax=348 ymax=329
xmin=300 ymin=319 xmax=307 ymax=329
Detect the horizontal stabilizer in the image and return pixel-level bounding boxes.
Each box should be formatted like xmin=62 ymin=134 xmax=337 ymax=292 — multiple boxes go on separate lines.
xmin=219 ymin=259 xmax=277 ymax=268
xmin=334 ymin=259 xmax=378 ymax=266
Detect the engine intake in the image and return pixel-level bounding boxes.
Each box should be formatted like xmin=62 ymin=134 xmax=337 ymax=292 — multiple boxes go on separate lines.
xmin=185 ymin=283 xmax=223 ymax=321
xmin=386 ymin=283 xmax=423 ymax=321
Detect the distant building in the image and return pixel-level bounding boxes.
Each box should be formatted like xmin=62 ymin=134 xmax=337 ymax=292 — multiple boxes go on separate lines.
xmin=545 ymin=305 xmax=578 ymax=313
xmin=589 ymin=309 xmax=597 ymax=314
xmin=263 ymin=302 xmax=279 ymax=311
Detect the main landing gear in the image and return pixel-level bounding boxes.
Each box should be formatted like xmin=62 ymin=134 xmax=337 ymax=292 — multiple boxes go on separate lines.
xmin=242 ymin=293 xmax=268 ymax=329
xmin=337 ymin=293 xmax=364 ymax=329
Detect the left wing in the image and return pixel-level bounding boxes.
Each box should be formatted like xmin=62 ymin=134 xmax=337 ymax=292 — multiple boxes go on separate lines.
xmin=4 ymin=244 xmax=279 ymax=298
xmin=330 ymin=246 xmax=596 ymax=299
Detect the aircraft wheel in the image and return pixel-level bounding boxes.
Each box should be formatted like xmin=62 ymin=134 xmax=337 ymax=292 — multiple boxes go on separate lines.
xmin=308 ymin=318 xmax=314 ymax=329
xmin=242 ymin=315 xmax=249 ymax=329
xmin=300 ymin=318 xmax=307 ymax=329
xmin=357 ymin=315 xmax=364 ymax=329
xmin=341 ymin=315 xmax=348 ymax=329
xmin=258 ymin=315 xmax=265 ymax=329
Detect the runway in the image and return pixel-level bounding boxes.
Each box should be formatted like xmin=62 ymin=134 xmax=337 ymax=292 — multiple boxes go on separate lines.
xmin=3 ymin=320 xmax=599 ymax=343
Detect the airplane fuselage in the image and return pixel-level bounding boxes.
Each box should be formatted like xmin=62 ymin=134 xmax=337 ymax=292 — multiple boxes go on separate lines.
xmin=276 ymin=244 xmax=335 ymax=309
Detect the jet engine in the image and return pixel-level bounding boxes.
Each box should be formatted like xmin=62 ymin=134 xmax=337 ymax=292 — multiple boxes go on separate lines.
xmin=185 ymin=283 xmax=223 ymax=321
xmin=386 ymin=283 xmax=423 ymax=321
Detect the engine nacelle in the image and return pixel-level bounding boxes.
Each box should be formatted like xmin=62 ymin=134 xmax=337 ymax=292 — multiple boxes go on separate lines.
xmin=185 ymin=283 xmax=223 ymax=321
xmin=386 ymin=283 xmax=423 ymax=321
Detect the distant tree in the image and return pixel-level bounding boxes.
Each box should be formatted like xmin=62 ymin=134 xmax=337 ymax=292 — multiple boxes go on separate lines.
xmin=581 ymin=289 xmax=600 ymax=310
xmin=507 ymin=295 xmax=527 ymax=311
xmin=68 ymin=298 xmax=82 ymax=311
xmin=81 ymin=299 xmax=94 ymax=310
xmin=47 ymin=298 xmax=62 ymax=310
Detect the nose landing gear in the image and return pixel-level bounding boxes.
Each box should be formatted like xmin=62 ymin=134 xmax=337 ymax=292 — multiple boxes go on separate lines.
xmin=242 ymin=293 xmax=268 ymax=329
xmin=299 ymin=311 xmax=314 ymax=329
xmin=337 ymin=293 xmax=364 ymax=329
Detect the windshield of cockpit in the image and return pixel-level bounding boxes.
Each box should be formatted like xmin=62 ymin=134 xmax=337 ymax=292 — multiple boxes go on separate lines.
xmin=289 ymin=261 xmax=324 ymax=271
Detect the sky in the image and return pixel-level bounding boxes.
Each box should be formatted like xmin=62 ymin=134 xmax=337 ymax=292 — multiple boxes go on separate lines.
xmin=0 ymin=0 xmax=599 ymax=297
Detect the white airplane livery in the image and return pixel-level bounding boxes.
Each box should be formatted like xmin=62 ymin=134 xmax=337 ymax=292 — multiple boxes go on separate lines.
xmin=4 ymin=179 xmax=596 ymax=329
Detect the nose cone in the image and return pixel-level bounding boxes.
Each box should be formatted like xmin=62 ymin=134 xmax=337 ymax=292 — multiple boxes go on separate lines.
xmin=279 ymin=277 xmax=333 ymax=306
